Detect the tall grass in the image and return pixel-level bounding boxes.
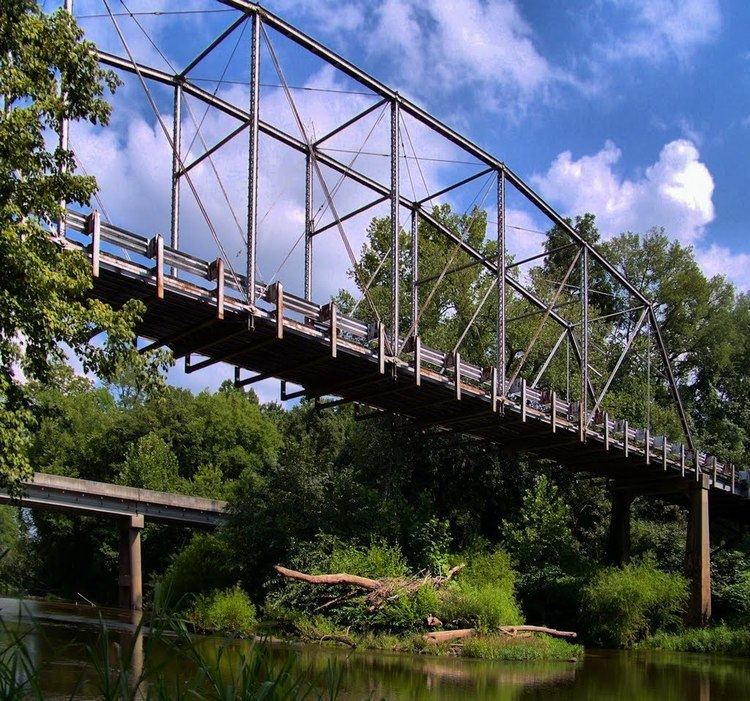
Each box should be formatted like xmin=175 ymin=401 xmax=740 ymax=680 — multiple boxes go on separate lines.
xmin=0 ymin=608 xmax=341 ymax=700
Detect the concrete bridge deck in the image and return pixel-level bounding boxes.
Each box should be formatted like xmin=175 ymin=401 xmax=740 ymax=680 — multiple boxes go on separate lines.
xmin=0 ymin=472 xmax=228 ymax=527
xmin=1 ymin=471 xmax=227 ymax=611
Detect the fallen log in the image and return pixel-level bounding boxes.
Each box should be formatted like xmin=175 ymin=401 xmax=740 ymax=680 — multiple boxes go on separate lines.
xmin=273 ymin=565 xmax=380 ymax=590
xmin=424 ymin=629 xmax=476 ymax=644
xmin=499 ymin=625 xmax=577 ymax=639
xmin=424 ymin=625 xmax=577 ymax=644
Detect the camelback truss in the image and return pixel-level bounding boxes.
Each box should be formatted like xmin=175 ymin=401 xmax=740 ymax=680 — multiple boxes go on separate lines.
xmin=60 ymin=0 xmax=748 ymax=520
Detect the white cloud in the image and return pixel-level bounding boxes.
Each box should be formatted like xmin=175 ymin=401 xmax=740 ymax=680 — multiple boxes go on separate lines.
xmin=696 ymin=245 xmax=750 ymax=291
xmin=600 ymin=0 xmax=721 ymax=63
xmin=269 ymin=0 xmax=365 ymax=34
xmin=531 ymin=139 xmax=750 ymax=291
xmin=532 ymin=138 xmax=715 ymax=244
xmin=365 ymin=0 xmax=557 ymax=109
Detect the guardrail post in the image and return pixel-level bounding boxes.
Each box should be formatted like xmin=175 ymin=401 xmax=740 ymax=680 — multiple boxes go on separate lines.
xmin=414 ymin=336 xmax=421 ymax=387
xmin=329 ymin=302 xmax=337 ymax=358
xmin=147 ymin=234 xmax=164 ymax=300
xmin=454 ymin=352 xmax=462 ymax=401
xmin=118 ymin=515 xmax=144 ymax=611
xmin=695 ymin=450 xmax=701 ymax=482
xmin=624 ymin=420 xmax=629 ymax=457
xmin=604 ymin=412 xmax=609 ymax=449
xmin=680 ymin=444 xmax=686 ymax=477
xmin=87 ymin=210 xmax=101 ymax=278
xmin=208 ymin=258 xmax=224 ymax=320
xmin=662 ymin=436 xmax=668 ymax=471
xmin=551 ymin=392 xmax=558 ymax=433
xmin=521 ymin=378 xmax=527 ymax=422
xmin=645 ymin=428 xmax=651 ymax=465
xmin=378 ymin=322 xmax=385 ymax=375
xmin=275 ymin=282 xmax=284 ymax=339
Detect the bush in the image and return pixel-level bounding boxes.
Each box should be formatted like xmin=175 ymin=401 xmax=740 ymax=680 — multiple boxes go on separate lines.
xmin=641 ymin=625 xmax=750 ymax=657
xmin=462 ymin=633 xmax=582 ymax=661
xmin=189 ymin=586 xmax=257 ymax=636
xmin=582 ymin=562 xmax=688 ymax=647
xmin=712 ymin=549 xmax=750 ymax=624
xmin=438 ymin=549 xmax=523 ymax=630
xmin=160 ymin=532 xmax=237 ymax=608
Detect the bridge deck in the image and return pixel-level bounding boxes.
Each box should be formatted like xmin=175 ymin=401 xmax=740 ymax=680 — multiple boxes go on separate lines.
xmin=1 ymin=472 xmax=227 ymax=526
xmin=64 ymin=212 xmax=749 ymax=521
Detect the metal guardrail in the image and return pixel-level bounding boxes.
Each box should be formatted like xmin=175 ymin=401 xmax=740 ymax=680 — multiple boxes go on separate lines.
xmin=64 ymin=210 xmax=748 ymax=500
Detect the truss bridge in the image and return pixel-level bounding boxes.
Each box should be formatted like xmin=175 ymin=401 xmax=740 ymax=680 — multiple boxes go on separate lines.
xmin=56 ymin=0 xmax=748 ymax=622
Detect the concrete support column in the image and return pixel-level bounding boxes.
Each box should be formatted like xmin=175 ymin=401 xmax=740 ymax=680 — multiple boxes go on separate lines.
xmin=685 ymin=477 xmax=711 ymax=627
xmin=607 ymin=491 xmax=633 ymax=566
xmin=118 ymin=515 xmax=144 ymax=611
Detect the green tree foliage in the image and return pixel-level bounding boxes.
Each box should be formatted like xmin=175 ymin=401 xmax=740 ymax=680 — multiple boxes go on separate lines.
xmin=188 ymin=585 xmax=257 ymax=636
xmin=582 ymin=562 xmax=688 ymax=647
xmin=0 ymin=1 xmax=167 ymax=488
xmin=502 ymin=475 xmax=583 ymax=624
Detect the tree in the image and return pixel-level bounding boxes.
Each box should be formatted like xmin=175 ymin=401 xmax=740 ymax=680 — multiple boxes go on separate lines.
xmin=0 ymin=1 xmax=167 ymax=488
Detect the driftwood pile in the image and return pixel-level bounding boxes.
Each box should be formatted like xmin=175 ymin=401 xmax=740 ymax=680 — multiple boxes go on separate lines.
xmin=273 ymin=564 xmax=576 ymax=644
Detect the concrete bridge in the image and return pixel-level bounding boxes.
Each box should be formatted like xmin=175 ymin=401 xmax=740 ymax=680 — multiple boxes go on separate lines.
xmin=0 ymin=472 xmax=227 ymax=610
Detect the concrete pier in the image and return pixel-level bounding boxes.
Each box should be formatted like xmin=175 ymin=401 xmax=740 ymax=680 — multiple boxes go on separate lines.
xmin=685 ymin=477 xmax=711 ymax=626
xmin=118 ymin=515 xmax=144 ymax=611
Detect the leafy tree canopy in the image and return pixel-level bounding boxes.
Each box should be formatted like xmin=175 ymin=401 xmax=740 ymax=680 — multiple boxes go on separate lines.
xmin=0 ymin=1 xmax=167 ymax=488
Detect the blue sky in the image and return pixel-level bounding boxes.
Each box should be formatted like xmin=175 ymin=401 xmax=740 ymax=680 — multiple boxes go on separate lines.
xmin=63 ymin=0 xmax=750 ymax=399
xmin=264 ymin=0 xmax=749 ymax=278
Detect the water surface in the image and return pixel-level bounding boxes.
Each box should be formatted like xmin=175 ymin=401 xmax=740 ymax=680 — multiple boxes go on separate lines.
xmin=1 ymin=598 xmax=747 ymax=700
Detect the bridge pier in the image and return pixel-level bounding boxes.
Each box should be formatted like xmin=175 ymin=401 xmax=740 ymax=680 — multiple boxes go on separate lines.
xmin=118 ymin=515 xmax=144 ymax=611
xmin=685 ymin=478 xmax=711 ymax=627
xmin=607 ymin=491 xmax=633 ymax=565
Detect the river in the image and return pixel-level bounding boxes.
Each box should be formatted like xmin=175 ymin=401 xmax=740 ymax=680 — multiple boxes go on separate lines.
xmin=1 ymin=598 xmax=748 ymax=700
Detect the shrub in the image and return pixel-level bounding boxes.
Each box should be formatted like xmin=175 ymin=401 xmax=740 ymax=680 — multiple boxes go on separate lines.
xmin=160 ymin=532 xmax=237 ymax=608
xmin=462 ymin=633 xmax=582 ymax=661
xmin=641 ymin=625 xmax=750 ymax=657
xmin=582 ymin=562 xmax=688 ymax=647
xmin=189 ymin=586 xmax=257 ymax=636
xmin=438 ymin=549 xmax=523 ymax=630
xmin=712 ymin=549 xmax=750 ymax=624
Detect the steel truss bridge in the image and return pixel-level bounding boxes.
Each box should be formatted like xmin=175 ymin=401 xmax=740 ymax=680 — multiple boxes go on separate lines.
xmin=53 ymin=0 xmax=747 ymax=620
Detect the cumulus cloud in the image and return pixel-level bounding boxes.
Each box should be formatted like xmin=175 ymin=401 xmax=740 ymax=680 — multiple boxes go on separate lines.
xmin=696 ymin=245 xmax=750 ymax=291
xmin=599 ymin=0 xmax=721 ymax=63
xmin=531 ymin=139 xmax=750 ymax=291
xmin=366 ymin=0 xmax=556 ymax=107
xmin=532 ymin=139 xmax=715 ymax=244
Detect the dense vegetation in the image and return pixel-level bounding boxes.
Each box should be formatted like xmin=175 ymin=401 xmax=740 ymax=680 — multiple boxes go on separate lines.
xmin=2 ymin=0 xmax=750 ymax=661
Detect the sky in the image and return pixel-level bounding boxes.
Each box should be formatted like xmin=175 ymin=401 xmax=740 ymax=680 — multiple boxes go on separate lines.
xmin=59 ymin=0 xmax=750 ymax=400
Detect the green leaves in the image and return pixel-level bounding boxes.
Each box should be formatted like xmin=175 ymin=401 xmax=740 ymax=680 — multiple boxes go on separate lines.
xmin=0 ymin=2 xmax=160 ymax=488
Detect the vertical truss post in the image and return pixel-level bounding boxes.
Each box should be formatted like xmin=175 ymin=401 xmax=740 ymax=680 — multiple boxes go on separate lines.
xmin=389 ymin=98 xmax=400 ymax=354
xmin=579 ymin=246 xmax=589 ymax=442
xmin=411 ymin=208 xmax=418 ymax=337
xmin=170 ymin=83 xmax=182 ymax=274
xmin=496 ymin=169 xmax=506 ymax=409
xmin=246 ymin=12 xmax=261 ymax=307
xmin=58 ymin=0 xmax=73 ymax=237
xmin=304 ymin=151 xmax=314 ymax=300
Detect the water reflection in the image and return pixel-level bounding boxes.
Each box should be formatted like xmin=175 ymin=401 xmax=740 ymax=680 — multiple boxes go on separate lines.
xmin=1 ymin=598 xmax=749 ymax=700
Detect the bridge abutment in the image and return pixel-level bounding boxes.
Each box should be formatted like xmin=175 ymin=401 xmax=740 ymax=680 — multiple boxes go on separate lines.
xmin=118 ymin=515 xmax=144 ymax=611
xmin=685 ymin=478 xmax=711 ymax=627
